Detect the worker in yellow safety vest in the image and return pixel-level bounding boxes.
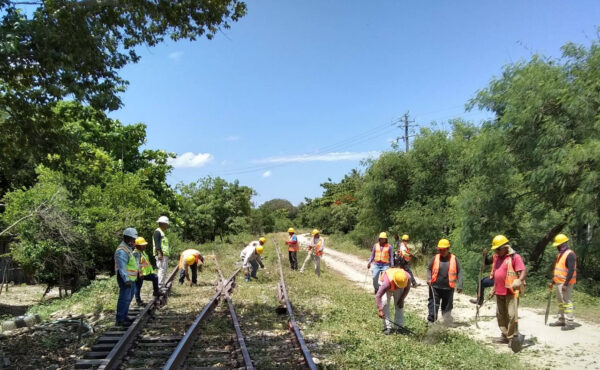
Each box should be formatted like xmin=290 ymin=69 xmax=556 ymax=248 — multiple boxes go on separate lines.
xmin=426 ymin=239 xmax=463 ymax=325
xmin=178 ymin=249 xmax=204 ymax=286
xmin=375 ymin=268 xmax=412 ymax=335
xmin=489 ymin=235 xmax=527 ymax=346
xmin=114 ymin=228 xmax=139 ymax=325
xmin=153 ymin=216 xmax=171 ymax=288
xmin=133 ymin=237 xmax=160 ymax=306
xmin=300 ymin=229 xmax=324 ymax=276
xmin=548 ymin=233 xmax=577 ymax=331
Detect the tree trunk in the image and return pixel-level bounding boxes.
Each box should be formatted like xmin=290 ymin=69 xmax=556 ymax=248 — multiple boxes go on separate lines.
xmin=530 ymin=222 xmax=566 ymax=271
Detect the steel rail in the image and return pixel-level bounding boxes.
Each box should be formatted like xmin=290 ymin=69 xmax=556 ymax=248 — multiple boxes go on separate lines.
xmin=213 ymin=254 xmax=254 ymax=370
xmin=163 ymin=266 xmax=241 ymax=370
xmin=273 ymin=240 xmax=317 ymax=370
xmin=98 ymin=265 xmax=179 ymax=370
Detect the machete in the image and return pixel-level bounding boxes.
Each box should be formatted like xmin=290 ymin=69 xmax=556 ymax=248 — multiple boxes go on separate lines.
xmin=475 ymin=249 xmax=487 ymax=328
xmin=545 ymin=283 xmax=553 ymax=325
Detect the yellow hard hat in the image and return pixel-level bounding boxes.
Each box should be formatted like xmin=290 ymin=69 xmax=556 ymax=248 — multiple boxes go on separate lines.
xmin=311 ymin=229 xmax=320 ymax=235
xmin=401 ymin=234 xmax=409 ymax=241
xmin=288 ymin=227 xmax=295 ymax=233
xmin=259 ymin=237 xmax=266 ymax=244
xmin=491 ymin=235 xmax=509 ymax=250
xmin=256 ymin=245 xmax=264 ymax=254
xmin=135 ymin=237 xmax=148 ymax=246
xmin=392 ymin=269 xmax=408 ymax=288
xmin=379 ymin=232 xmax=388 ymax=239
xmin=185 ymin=254 xmax=196 ymax=265
xmin=552 ymin=233 xmax=569 ymax=247
xmin=437 ymin=238 xmax=450 ymax=249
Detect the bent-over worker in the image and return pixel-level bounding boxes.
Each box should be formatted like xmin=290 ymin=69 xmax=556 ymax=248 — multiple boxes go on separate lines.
xmin=241 ymin=238 xmax=265 ymax=282
xmin=375 ymin=268 xmax=411 ymax=335
xmin=178 ymin=248 xmax=204 ymax=285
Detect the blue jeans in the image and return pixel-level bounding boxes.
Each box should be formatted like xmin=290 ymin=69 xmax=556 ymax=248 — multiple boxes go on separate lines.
xmin=135 ymin=273 xmax=159 ymax=301
xmin=179 ymin=263 xmax=198 ymax=284
xmin=116 ymin=275 xmax=134 ymax=323
xmin=476 ymin=276 xmax=494 ymax=305
xmin=246 ymin=260 xmax=259 ymax=281
xmin=371 ymin=263 xmax=390 ymax=294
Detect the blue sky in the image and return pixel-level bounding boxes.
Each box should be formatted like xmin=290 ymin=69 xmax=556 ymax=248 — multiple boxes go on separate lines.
xmin=109 ymin=1 xmax=600 ymax=206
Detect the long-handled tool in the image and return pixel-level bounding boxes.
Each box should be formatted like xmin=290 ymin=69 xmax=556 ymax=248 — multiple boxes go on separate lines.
xmin=475 ymin=249 xmax=487 ymax=328
xmin=545 ymin=283 xmax=553 ymax=325
xmin=510 ymin=290 xmax=525 ymax=353
xmin=383 ymin=316 xmax=417 ymax=336
xmin=429 ymin=284 xmax=437 ymax=322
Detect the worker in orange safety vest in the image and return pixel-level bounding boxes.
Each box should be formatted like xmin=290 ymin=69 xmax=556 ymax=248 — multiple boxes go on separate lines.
xmin=393 ymin=234 xmax=418 ymax=288
xmin=548 ymin=233 xmax=577 ymax=331
xmin=285 ymin=227 xmax=299 ymax=270
xmin=426 ymin=239 xmax=463 ymax=325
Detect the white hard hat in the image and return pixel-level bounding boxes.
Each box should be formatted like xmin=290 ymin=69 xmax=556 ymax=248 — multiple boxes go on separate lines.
xmin=157 ymin=216 xmax=170 ymax=224
xmin=123 ymin=227 xmax=138 ymax=239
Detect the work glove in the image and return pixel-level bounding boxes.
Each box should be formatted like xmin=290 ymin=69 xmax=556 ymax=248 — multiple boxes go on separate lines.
xmin=367 ymin=263 xmax=371 ymax=270
xmin=548 ymin=282 xmax=554 ymax=290
xmin=377 ymin=309 xmax=384 ymax=319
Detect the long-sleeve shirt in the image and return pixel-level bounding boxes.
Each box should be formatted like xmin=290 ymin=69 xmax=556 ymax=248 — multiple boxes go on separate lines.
xmin=426 ymin=254 xmax=463 ymax=290
xmin=115 ymin=241 xmax=135 ymax=282
xmin=375 ymin=271 xmax=412 ymax=310
xmin=240 ymin=242 xmax=263 ymax=268
xmin=368 ymin=243 xmax=394 ymax=266
xmin=153 ymin=229 xmax=163 ymax=254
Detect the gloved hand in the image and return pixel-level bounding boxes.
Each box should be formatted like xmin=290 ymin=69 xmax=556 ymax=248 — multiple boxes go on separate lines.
xmin=548 ymin=282 xmax=554 ymax=290
xmin=377 ymin=309 xmax=384 ymax=319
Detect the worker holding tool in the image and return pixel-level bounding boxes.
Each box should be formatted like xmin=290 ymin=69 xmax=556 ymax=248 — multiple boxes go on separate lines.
xmin=240 ymin=238 xmax=265 ymax=282
xmin=153 ymin=215 xmax=171 ymax=288
xmin=375 ymin=267 xmax=411 ymax=335
xmin=300 ymin=229 xmax=324 ymax=276
xmin=393 ymin=234 xmax=418 ymax=288
xmin=178 ymin=248 xmax=204 ymax=286
xmin=367 ymin=232 xmax=395 ymax=294
xmin=114 ymin=228 xmax=139 ymax=326
xmin=489 ymin=235 xmax=527 ymax=347
xmin=286 ymin=227 xmax=299 ymax=270
xmin=548 ymin=233 xmax=577 ymax=331
xmin=133 ymin=237 xmax=160 ymax=306
xmin=426 ymin=238 xmax=463 ymax=325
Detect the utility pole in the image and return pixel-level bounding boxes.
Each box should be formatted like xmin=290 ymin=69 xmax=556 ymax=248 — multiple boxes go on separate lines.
xmin=396 ymin=113 xmax=415 ymax=152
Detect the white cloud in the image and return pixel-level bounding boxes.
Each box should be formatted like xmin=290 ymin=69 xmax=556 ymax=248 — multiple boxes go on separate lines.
xmin=262 ymin=170 xmax=272 ymax=178
xmin=168 ymin=51 xmax=184 ymax=61
xmin=225 ymin=135 xmax=241 ymax=142
xmin=168 ymin=152 xmax=213 ymax=168
xmin=253 ymin=151 xmax=380 ymax=164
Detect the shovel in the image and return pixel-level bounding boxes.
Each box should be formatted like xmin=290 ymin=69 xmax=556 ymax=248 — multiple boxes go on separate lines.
xmin=544 ymin=283 xmax=553 ymax=325
xmin=510 ymin=290 xmax=525 ymax=353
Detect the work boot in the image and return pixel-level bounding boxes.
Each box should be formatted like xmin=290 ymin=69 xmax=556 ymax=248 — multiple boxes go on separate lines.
xmin=561 ymin=324 xmax=574 ymax=331
xmin=549 ymin=321 xmax=565 ymax=327
xmin=245 ymin=276 xmax=250 ymax=282
xmin=136 ymin=299 xmax=146 ymax=306
xmin=153 ymin=290 xmax=160 ymax=297
xmin=492 ymin=336 xmax=509 ymax=344
xmin=382 ymin=328 xmax=392 ymax=335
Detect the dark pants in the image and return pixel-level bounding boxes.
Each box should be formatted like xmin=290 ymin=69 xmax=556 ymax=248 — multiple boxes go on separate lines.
xmin=477 ymin=276 xmax=494 ymax=305
xmin=428 ymin=287 xmax=454 ymax=322
xmin=135 ymin=273 xmax=159 ymax=301
xmin=179 ymin=263 xmax=198 ymax=284
xmin=116 ymin=275 xmax=134 ymax=323
xmin=288 ymin=251 xmax=298 ymax=270
xmin=398 ymin=259 xmax=417 ymax=286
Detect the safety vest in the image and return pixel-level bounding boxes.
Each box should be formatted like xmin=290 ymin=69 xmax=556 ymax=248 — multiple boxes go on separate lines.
xmin=153 ymin=228 xmax=170 ymax=257
xmin=114 ymin=243 xmax=138 ymax=281
xmin=553 ymin=249 xmax=577 ymax=285
xmin=380 ymin=268 xmax=406 ymax=292
xmin=373 ymin=243 xmax=392 ymax=264
xmin=491 ymin=254 xmax=519 ymax=292
xmin=311 ymin=237 xmax=324 ymax=256
xmin=179 ymin=249 xmax=202 ymax=269
xmin=136 ymin=249 xmax=154 ymax=276
xmin=431 ymin=254 xmax=457 ymax=288
xmin=288 ymin=234 xmax=299 ymax=252
xmin=399 ymin=241 xmax=411 ymax=262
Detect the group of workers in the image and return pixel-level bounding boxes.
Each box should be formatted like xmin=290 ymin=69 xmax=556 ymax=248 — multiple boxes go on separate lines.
xmin=115 ymin=219 xmax=579 ymax=348
xmin=369 ymin=231 xmax=578 ymax=347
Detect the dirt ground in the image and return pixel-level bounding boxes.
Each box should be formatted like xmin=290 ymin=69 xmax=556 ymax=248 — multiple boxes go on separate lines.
xmin=298 ymin=234 xmax=600 ymax=370
xmin=0 ymin=284 xmax=80 ymax=317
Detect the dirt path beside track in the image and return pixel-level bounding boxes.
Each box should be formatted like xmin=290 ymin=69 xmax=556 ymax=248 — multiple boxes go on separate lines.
xmin=297 ymin=234 xmax=600 ymax=370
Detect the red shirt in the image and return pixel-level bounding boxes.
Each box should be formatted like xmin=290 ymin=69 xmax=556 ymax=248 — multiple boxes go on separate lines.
xmin=493 ymin=253 xmax=525 ymax=296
